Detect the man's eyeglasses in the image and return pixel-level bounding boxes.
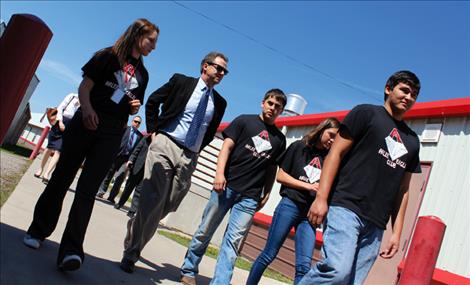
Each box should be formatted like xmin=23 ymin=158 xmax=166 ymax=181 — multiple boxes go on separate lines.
xmin=207 ymin=62 xmax=229 ymax=75
xmin=133 ymin=120 xmax=141 ymax=124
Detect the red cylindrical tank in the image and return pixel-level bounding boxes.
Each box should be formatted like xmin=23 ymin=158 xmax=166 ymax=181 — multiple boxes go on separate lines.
xmin=398 ymin=216 xmax=446 ymax=285
xmin=29 ymin=125 xmax=50 ymax=160
xmin=0 ymin=14 xmax=52 ymax=144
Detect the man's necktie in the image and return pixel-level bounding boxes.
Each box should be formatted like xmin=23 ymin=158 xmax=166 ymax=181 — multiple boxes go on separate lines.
xmin=127 ymin=129 xmax=135 ymax=153
xmin=186 ymin=88 xmax=210 ymax=148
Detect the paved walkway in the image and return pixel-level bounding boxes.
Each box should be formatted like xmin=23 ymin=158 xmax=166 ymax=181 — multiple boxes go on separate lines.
xmin=0 ymin=155 xmax=286 ymax=285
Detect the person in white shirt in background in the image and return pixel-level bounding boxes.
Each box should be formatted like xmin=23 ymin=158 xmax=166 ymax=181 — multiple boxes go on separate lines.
xmin=34 ymin=93 xmax=80 ymax=183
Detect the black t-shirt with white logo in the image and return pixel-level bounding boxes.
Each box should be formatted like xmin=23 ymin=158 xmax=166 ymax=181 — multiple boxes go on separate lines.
xmin=223 ymin=114 xmax=286 ymax=200
xmin=81 ymin=48 xmax=148 ymax=127
xmin=330 ymin=104 xmax=421 ymax=229
xmin=278 ymin=140 xmax=328 ymax=207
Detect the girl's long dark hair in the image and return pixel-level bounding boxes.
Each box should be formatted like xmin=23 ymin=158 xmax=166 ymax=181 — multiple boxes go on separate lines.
xmin=96 ymin=18 xmax=159 ymax=67
xmin=302 ymin=117 xmax=340 ymax=147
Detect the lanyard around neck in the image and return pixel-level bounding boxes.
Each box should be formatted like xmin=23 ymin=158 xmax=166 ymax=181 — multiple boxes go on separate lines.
xmin=123 ymin=63 xmax=136 ymax=85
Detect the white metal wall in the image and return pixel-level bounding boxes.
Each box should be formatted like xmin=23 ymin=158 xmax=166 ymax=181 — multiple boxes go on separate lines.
xmin=20 ymin=125 xmax=46 ymax=146
xmin=259 ymin=116 xmax=470 ymax=277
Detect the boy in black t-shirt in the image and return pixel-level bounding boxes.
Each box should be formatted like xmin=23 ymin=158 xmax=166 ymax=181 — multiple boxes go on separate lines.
xmin=180 ymin=89 xmax=287 ymax=285
xmin=299 ymin=71 xmax=422 ymax=285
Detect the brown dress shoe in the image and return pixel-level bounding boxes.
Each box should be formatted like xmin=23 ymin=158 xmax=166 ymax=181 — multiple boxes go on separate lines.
xmin=180 ymin=275 xmax=197 ymax=285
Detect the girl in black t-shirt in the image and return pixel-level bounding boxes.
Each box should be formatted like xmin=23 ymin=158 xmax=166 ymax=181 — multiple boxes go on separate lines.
xmin=247 ymin=118 xmax=340 ymax=285
xmin=24 ymin=19 xmax=159 ymax=272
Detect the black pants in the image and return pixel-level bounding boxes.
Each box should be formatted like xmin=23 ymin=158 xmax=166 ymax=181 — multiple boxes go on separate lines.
xmin=100 ymin=155 xmax=129 ymax=202
xmin=27 ymin=112 xmax=124 ymax=264
xmin=116 ymin=167 xmax=144 ymax=207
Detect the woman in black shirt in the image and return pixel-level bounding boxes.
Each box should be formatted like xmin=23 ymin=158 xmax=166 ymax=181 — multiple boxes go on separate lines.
xmin=23 ymin=18 xmax=159 ymax=272
xmin=247 ymin=118 xmax=340 ymax=285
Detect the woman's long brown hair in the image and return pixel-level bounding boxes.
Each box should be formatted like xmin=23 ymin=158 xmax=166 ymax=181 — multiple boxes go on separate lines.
xmin=301 ymin=117 xmax=340 ymax=147
xmin=113 ymin=18 xmax=159 ymax=66
xmin=95 ymin=18 xmax=159 ymax=67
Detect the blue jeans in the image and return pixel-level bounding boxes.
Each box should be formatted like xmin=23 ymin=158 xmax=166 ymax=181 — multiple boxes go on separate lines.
xmin=298 ymin=206 xmax=384 ymax=285
xmin=180 ymin=188 xmax=258 ymax=285
xmin=247 ymin=197 xmax=316 ymax=285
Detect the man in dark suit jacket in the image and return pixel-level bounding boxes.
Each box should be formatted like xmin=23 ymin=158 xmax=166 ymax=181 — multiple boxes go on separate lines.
xmin=97 ymin=115 xmax=143 ymax=202
xmin=114 ymin=135 xmax=149 ymax=210
xmin=120 ymin=52 xmax=228 ymax=273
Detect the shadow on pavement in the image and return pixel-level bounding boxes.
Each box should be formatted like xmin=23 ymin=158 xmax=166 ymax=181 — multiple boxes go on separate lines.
xmin=0 ymin=223 xmax=209 ymax=285
xmin=139 ymin=257 xmax=213 ymax=285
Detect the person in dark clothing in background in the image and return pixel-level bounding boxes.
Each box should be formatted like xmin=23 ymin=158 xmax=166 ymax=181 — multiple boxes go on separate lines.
xmin=96 ymin=115 xmax=143 ymax=203
xmin=114 ymin=134 xmax=149 ymax=210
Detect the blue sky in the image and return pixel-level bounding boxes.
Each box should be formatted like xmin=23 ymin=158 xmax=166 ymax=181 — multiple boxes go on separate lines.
xmin=2 ymin=1 xmax=469 ymax=126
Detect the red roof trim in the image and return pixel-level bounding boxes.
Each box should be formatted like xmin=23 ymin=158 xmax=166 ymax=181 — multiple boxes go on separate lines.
xmin=217 ymin=98 xmax=470 ymax=132
xmin=18 ymin=137 xmax=45 ymax=151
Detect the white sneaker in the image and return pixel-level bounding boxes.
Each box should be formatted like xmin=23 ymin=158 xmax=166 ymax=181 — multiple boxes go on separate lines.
xmin=23 ymin=235 xmax=41 ymax=249
xmin=58 ymin=254 xmax=82 ymax=271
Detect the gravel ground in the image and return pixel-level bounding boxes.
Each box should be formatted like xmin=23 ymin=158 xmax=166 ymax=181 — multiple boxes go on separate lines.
xmin=0 ymin=150 xmax=32 ymax=206
xmin=1 ymin=150 xmax=29 ymax=174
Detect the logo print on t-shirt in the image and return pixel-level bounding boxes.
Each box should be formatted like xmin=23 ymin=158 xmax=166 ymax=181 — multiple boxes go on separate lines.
xmin=251 ymin=130 xmax=272 ymax=153
xmin=110 ymin=69 xmax=139 ymax=104
xmin=384 ymin=128 xmax=408 ymax=161
xmin=303 ymin=157 xmax=322 ymax=183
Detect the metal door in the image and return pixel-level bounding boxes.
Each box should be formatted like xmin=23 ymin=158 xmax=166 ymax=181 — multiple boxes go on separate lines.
xmin=365 ymin=163 xmax=432 ymax=285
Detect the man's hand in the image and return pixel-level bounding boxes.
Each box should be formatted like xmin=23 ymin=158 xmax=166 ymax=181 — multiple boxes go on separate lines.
xmin=213 ymin=173 xmax=226 ymax=193
xmin=82 ymin=106 xmax=99 ymax=130
xmin=59 ymin=121 xmax=66 ymax=132
xmin=129 ymin=99 xmax=141 ymax=115
xmin=126 ymin=161 xmax=133 ymax=170
xmin=307 ymin=196 xmax=329 ymax=227
xmin=380 ymin=233 xmax=400 ymax=259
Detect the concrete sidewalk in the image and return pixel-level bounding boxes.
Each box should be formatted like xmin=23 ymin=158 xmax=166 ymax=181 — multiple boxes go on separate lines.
xmin=0 ymin=155 xmax=287 ymax=285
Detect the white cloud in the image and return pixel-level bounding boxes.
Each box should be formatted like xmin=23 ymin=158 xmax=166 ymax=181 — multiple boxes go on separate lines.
xmin=39 ymin=59 xmax=81 ymax=86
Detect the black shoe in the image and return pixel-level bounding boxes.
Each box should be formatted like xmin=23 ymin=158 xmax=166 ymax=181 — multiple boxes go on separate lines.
xmin=120 ymin=257 xmax=135 ymax=273
xmin=23 ymin=234 xmax=42 ymax=249
xmin=58 ymin=254 xmax=82 ymax=271
xmin=42 ymin=178 xmax=49 ymax=184
xmin=114 ymin=204 xmax=122 ymax=209
xmin=107 ymin=198 xmax=116 ymax=204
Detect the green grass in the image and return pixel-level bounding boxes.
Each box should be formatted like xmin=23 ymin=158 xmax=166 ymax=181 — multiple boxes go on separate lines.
xmin=158 ymin=230 xmax=293 ymax=284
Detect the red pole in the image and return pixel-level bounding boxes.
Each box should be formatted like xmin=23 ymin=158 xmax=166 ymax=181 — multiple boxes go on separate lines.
xmin=0 ymin=14 xmax=53 ymax=144
xmin=398 ymin=216 xmax=446 ymax=285
xmin=29 ymin=126 xmax=50 ymax=160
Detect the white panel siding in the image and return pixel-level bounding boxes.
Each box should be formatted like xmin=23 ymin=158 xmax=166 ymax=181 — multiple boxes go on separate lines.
xmin=191 ymin=136 xmax=223 ymax=190
xmin=412 ymin=117 xmax=470 ymax=276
